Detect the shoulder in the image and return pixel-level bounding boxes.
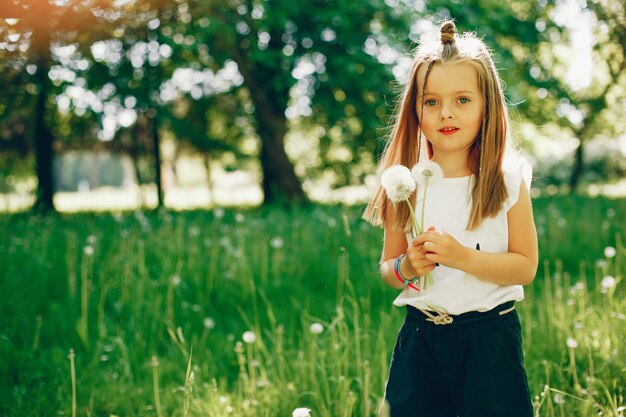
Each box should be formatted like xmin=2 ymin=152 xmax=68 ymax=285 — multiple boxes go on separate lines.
xmin=503 ymin=156 xmax=532 ymax=212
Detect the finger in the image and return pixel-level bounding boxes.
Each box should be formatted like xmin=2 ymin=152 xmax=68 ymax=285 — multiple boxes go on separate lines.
xmin=424 ymin=229 xmax=443 ymax=237
xmin=424 ymin=253 xmax=439 ymax=264
xmin=414 ymin=234 xmax=439 ymax=246
xmin=423 ymin=241 xmax=440 ymax=253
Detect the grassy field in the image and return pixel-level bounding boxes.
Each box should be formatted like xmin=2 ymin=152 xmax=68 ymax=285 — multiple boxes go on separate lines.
xmin=0 ymin=194 xmax=624 ymax=417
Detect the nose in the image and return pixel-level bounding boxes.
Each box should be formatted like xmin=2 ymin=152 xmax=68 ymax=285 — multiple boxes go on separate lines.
xmin=440 ymin=103 xmax=453 ymax=119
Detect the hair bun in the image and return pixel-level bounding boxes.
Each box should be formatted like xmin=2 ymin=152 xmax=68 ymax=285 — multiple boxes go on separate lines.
xmin=440 ymin=21 xmax=457 ymax=44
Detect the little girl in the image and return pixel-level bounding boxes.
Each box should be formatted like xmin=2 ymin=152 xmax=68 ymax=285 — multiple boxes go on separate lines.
xmin=363 ymin=21 xmax=538 ymax=417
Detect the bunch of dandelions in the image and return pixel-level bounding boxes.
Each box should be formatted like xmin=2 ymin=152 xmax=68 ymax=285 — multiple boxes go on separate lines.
xmin=381 ymin=161 xmax=443 ymax=290
xmin=381 ymin=165 xmax=420 ymax=237
xmin=411 ymin=160 xmax=443 ymax=288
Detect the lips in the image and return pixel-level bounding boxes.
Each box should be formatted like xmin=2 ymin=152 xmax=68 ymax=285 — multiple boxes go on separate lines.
xmin=439 ymin=126 xmax=459 ymax=135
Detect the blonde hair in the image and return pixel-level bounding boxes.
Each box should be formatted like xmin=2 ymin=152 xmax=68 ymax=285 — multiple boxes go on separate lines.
xmin=362 ymin=20 xmax=509 ymax=231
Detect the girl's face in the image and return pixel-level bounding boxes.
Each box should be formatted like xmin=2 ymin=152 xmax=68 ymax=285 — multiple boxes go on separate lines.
xmin=416 ymin=62 xmax=484 ymax=161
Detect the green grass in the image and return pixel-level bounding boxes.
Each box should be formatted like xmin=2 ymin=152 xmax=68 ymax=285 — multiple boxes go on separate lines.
xmin=0 ymin=195 xmax=624 ymax=417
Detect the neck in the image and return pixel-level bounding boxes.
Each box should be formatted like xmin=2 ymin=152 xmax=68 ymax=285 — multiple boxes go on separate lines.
xmin=432 ymin=152 xmax=471 ymax=178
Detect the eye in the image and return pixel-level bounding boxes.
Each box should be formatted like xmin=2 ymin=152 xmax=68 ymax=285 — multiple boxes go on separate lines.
xmin=458 ymin=97 xmax=470 ymax=104
xmin=424 ymin=99 xmax=438 ymax=106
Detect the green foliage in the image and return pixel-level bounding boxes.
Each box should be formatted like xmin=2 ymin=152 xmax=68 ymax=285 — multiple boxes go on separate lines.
xmin=0 ymin=198 xmax=624 ymax=416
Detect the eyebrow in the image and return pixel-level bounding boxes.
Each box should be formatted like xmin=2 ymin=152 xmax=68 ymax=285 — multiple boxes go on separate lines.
xmin=421 ymin=90 xmax=478 ymax=97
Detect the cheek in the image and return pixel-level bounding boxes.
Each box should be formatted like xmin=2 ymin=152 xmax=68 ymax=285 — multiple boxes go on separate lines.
xmin=419 ymin=110 xmax=437 ymax=131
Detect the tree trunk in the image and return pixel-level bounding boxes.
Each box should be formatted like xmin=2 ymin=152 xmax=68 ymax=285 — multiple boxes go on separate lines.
xmin=232 ymin=48 xmax=307 ymax=205
xmin=32 ymin=30 xmax=55 ymax=213
xmin=568 ymin=123 xmax=592 ymax=193
xmin=568 ymin=138 xmax=584 ymax=193
xmin=257 ymin=122 xmax=307 ymax=205
xmin=130 ymin=123 xmax=145 ymax=209
xmin=245 ymin=82 xmax=307 ymax=205
xmin=151 ymin=114 xmax=164 ymax=208
xmin=204 ymin=153 xmax=215 ymax=206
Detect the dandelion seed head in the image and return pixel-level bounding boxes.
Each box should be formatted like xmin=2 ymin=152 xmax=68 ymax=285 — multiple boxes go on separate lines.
xmin=242 ymin=330 xmax=256 ymax=344
xmin=83 ymin=245 xmax=94 ymax=256
xmin=604 ymin=246 xmax=616 ymax=258
xmin=270 ymin=237 xmax=284 ymax=249
xmin=411 ymin=161 xmax=444 ymax=185
xmin=293 ymin=407 xmax=312 ymax=417
xmin=310 ymin=323 xmax=324 ymax=334
xmin=381 ymin=165 xmax=416 ymax=203
xmin=566 ymin=337 xmax=578 ymax=349
xmin=87 ymin=235 xmax=97 ymax=244
xmin=601 ymin=275 xmax=616 ymax=291
xmin=213 ymin=207 xmax=225 ymax=219
xmin=235 ymin=213 xmax=245 ymax=223
xmin=553 ymin=393 xmax=565 ymax=404
xmin=203 ymin=317 xmax=215 ymax=329
xmin=171 ymin=275 xmax=182 ymax=286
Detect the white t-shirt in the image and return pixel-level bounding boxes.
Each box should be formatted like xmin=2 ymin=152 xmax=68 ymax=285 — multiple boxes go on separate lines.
xmin=393 ymin=160 xmax=532 ymax=315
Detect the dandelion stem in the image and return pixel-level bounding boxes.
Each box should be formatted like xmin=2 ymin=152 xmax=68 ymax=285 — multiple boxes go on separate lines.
xmin=69 ymin=349 xmax=76 ymax=417
xmin=152 ymin=356 xmax=164 ymax=417
xmin=404 ymin=198 xmax=420 ymax=238
xmin=420 ymin=178 xmax=429 ymax=234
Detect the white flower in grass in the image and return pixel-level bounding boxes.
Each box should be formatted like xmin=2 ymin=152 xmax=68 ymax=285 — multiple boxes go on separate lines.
xmin=310 ymin=323 xmax=324 ymax=334
xmin=604 ymin=246 xmax=616 ymax=258
xmin=270 ymin=237 xmax=284 ymax=249
xmin=83 ymin=245 xmax=94 ymax=256
xmin=411 ymin=160 xmax=444 ymax=186
xmin=553 ymin=394 xmax=565 ymax=405
xmin=242 ymin=331 xmax=256 ymax=344
xmin=203 ymin=317 xmax=215 ymax=329
xmin=566 ymin=337 xmax=578 ymax=349
xmin=213 ymin=207 xmax=225 ymax=219
xmin=601 ymin=275 xmax=616 ymax=291
xmin=381 ymin=165 xmax=415 ymax=203
xmin=293 ymin=408 xmax=312 ymax=417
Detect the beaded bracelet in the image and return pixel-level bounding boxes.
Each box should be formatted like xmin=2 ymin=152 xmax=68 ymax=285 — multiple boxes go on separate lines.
xmin=394 ymin=254 xmax=419 ymax=290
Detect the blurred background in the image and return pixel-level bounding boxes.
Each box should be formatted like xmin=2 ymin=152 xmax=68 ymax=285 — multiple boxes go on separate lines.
xmin=1 ymin=2 xmax=625 ymax=416
xmin=0 ymin=0 xmax=624 ymax=212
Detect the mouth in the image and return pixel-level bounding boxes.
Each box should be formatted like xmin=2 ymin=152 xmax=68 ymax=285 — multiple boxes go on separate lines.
xmin=439 ymin=127 xmax=459 ymax=135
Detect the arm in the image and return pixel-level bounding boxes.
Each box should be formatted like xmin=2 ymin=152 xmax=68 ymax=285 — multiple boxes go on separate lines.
xmin=380 ymin=204 xmax=436 ymax=289
xmin=415 ymin=180 xmax=538 ymax=285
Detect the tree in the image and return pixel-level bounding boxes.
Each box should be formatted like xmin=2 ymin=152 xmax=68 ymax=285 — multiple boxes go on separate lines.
xmin=78 ymin=0 xmax=183 ymax=209
xmin=423 ymin=0 xmax=625 ymax=191
xmin=560 ymin=0 xmax=625 ymax=190
xmin=0 ymin=0 xmax=116 ymax=212
xmin=184 ymin=0 xmax=406 ymax=205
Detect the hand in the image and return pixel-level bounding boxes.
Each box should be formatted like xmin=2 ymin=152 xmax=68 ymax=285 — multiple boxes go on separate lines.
xmin=413 ymin=226 xmax=469 ymax=270
xmin=405 ymin=229 xmax=437 ymax=277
